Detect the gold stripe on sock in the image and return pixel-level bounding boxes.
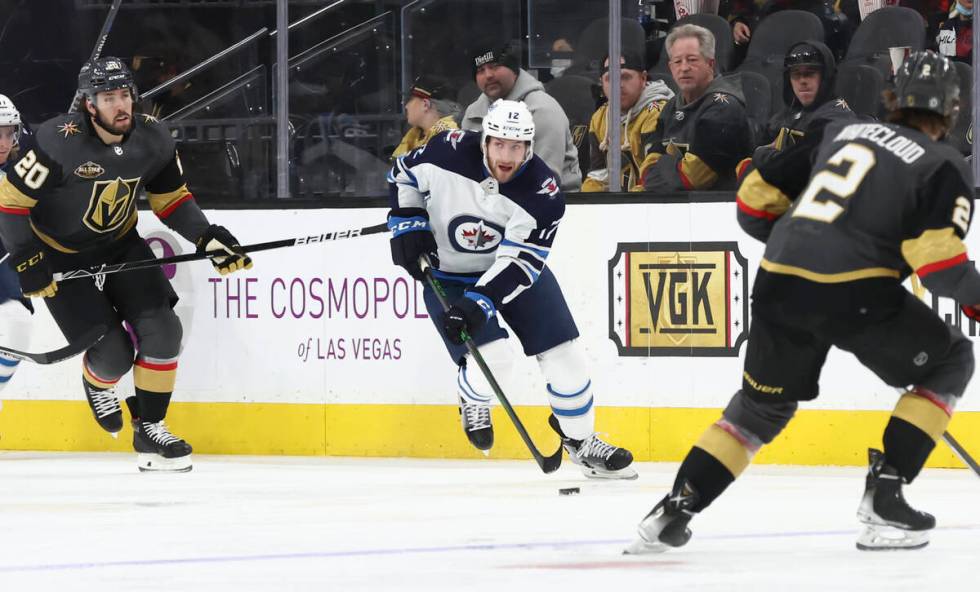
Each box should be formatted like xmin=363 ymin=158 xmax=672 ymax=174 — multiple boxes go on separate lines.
xmin=694 ymin=424 xmax=752 ymax=477
xmin=893 ymin=392 xmax=952 ymax=442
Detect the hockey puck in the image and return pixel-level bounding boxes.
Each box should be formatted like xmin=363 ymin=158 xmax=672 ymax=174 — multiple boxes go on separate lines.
xmin=558 ymin=487 xmax=580 ymax=496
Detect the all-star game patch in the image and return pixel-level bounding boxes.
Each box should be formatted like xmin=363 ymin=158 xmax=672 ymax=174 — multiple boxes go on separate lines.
xmin=74 ymin=161 xmax=105 ymax=179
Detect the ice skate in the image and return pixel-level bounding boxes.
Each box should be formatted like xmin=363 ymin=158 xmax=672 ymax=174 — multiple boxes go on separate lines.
xmin=855 ymin=448 xmax=934 ymax=551
xmin=459 ymin=397 xmax=493 ymax=452
xmin=133 ymin=419 xmax=193 ymax=472
xmin=83 ymin=379 xmax=122 ymax=434
xmin=548 ymin=414 xmax=636 ymax=479
xmin=624 ymin=480 xmax=699 ymax=554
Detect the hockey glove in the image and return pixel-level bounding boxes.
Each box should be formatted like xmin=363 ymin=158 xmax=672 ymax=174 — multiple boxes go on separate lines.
xmin=388 ymin=207 xmax=438 ymax=281
xmin=962 ymin=304 xmax=980 ymax=322
xmin=12 ymin=249 xmax=57 ymax=298
xmin=443 ymin=291 xmax=495 ymax=345
xmin=197 ymin=224 xmax=253 ymax=275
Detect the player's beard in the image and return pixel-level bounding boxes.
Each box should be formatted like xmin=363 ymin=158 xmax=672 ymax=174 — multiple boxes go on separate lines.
xmin=93 ymin=107 xmax=133 ymax=137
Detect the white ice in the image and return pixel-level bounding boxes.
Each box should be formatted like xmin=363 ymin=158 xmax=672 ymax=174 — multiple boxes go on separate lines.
xmin=0 ymin=453 xmax=976 ymax=591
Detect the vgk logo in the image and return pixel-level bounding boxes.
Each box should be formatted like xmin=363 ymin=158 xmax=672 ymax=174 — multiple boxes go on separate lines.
xmin=608 ymin=242 xmax=749 ymax=357
xmin=83 ymin=176 xmax=141 ymax=233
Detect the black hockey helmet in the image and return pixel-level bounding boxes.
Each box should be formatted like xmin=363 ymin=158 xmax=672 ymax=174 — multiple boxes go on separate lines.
xmin=78 ymin=57 xmax=138 ymax=103
xmin=892 ymin=50 xmax=960 ymax=126
xmin=784 ymin=43 xmax=825 ymax=72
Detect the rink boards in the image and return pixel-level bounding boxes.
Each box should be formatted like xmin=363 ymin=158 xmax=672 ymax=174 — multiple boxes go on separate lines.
xmin=1 ymin=202 xmax=978 ymax=467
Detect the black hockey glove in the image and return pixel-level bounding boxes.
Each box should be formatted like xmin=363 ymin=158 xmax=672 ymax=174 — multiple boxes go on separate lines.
xmin=388 ymin=207 xmax=438 ymax=281
xmin=443 ymin=291 xmax=495 ymax=345
xmin=11 ymin=248 xmax=57 ymax=298
xmin=196 ymin=224 xmax=253 ymax=276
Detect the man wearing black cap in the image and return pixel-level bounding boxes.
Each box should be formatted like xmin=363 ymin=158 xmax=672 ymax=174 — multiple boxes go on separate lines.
xmin=392 ymin=75 xmax=460 ymax=159
xmin=461 ymin=45 xmax=582 ymax=191
xmin=751 ymin=40 xmax=854 ymax=166
xmin=583 ymin=52 xmax=674 ymax=192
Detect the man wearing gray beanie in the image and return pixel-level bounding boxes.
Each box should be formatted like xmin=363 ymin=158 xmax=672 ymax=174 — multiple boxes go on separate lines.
xmin=461 ymin=46 xmax=582 ymax=191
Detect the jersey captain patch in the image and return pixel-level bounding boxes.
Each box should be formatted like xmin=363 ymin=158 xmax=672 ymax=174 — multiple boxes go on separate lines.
xmin=83 ymin=176 xmax=141 ymax=233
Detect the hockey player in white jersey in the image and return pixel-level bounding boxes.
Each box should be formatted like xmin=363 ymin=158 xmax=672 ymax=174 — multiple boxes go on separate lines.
xmin=387 ymin=99 xmax=635 ymax=479
xmin=0 ymin=95 xmax=31 ymax=404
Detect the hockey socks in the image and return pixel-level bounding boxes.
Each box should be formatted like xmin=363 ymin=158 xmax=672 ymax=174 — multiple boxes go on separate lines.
xmin=133 ymin=355 xmax=179 ymax=422
xmin=886 ymin=389 xmax=953 ymax=482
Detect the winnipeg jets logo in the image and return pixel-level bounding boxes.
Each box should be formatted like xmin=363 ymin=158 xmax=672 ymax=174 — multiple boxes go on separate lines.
xmin=446 ymin=129 xmax=466 ymax=150
xmin=448 ymin=215 xmax=504 ymax=253
xmin=537 ymin=176 xmax=559 ymax=197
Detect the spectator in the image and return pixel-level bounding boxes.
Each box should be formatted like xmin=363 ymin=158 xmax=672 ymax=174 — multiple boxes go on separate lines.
xmin=461 ymin=45 xmax=583 ymax=190
xmin=752 ymin=40 xmax=854 ymax=165
xmin=727 ymin=1 xmax=852 ymax=61
xmin=392 ymin=75 xmax=460 ymax=159
xmin=642 ymin=24 xmax=753 ymax=192
xmin=937 ymin=1 xmax=973 ymax=64
xmin=582 ymin=52 xmax=674 ymax=192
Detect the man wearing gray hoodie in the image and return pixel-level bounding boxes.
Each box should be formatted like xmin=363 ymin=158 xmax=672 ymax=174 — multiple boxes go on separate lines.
xmin=462 ymin=46 xmax=583 ymax=191
xmin=582 ymin=53 xmax=674 ymax=192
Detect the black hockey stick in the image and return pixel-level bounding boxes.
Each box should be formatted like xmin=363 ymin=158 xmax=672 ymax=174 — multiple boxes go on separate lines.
xmin=943 ymin=431 xmax=980 ymax=478
xmin=0 ymin=324 xmax=106 ymax=365
xmin=68 ymin=0 xmax=124 ymax=113
xmin=53 ymin=223 xmax=389 ymax=282
xmin=420 ymin=256 xmax=563 ymax=474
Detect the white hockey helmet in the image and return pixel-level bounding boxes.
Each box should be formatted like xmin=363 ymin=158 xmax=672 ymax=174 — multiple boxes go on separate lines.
xmin=481 ymin=99 xmax=535 ymax=166
xmin=0 ymin=94 xmax=21 ymax=146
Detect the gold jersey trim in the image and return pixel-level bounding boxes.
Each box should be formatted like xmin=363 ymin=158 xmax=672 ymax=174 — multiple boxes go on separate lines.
xmin=737 ymin=169 xmax=791 ymax=216
xmin=30 ymin=222 xmax=78 ymax=254
xmin=760 ymin=258 xmax=900 ymax=283
xmin=0 ymin=177 xmax=38 ymax=209
xmin=900 ymin=227 xmax=967 ymax=273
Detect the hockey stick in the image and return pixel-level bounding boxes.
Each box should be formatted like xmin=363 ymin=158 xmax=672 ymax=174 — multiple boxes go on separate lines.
xmin=420 ymin=256 xmax=563 ymax=474
xmin=53 ymin=223 xmax=389 ymax=282
xmin=67 ymin=0 xmax=124 ymax=113
xmin=943 ymin=431 xmax=980 ymax=478
xmin=0 ymin=324 xmax=106 ymax=365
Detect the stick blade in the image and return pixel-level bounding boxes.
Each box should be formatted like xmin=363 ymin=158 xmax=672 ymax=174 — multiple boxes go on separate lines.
xmin=0 ymin=324 xmax=107 ymax=365
xmin=541 ymin=443 xmax=564 ymax=474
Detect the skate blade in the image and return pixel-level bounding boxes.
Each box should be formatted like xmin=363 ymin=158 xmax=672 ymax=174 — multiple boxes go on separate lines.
xmin=581 ymin=466 xmax=639 ymax=480
xmin=137 ymin=453 xmax=193 ymax=473
xmin=623 ymin=535 xmax=670 ymax=555
xmin=855 ymin=524 xmax=929 ymax=551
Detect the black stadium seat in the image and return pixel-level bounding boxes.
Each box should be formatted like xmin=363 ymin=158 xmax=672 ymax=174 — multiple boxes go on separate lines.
xmin=736 ymin=10 xmax=825 ymax=114
xmin=572 ymin=17 xmax=647 ymax=78
xmin=948 ymin=61 xmax=973 ymax=157
xmin=546 ymin=74 xmax=600 ymax=177
xmin=843 ymin=7 xmax=925 ymax=81
xmin=738 ymin=70 xmax=772 ymax=142
xmin=834 ymin=63 xmax=885 ymax=119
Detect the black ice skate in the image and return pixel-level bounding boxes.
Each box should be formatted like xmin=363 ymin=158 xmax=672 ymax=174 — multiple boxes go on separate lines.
xmin=856 ymin=448 xmax=934 ymax=551
xmin=548 ymin=414 xmax=636 ymax=480
xmin=83 ymin=379 xmax=123 ymax=434
xmin=459 ymin=397 xmax=493 ymax=452
xmin=133 ymin=419 xmax=193 ymax=472
xmin=624 ymin=479 xmax=699 ymax=554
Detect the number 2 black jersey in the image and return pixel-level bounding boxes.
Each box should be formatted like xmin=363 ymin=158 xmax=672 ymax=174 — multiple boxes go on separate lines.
xmin=0 ymin=112 xmax=209 ymax=256
xmin=738 ymin=120 xmax=980 ymax=304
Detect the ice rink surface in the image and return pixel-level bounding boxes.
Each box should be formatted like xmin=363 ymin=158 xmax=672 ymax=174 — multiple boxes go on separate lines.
xmin=0 ymin=453 xmax=976 ymax=592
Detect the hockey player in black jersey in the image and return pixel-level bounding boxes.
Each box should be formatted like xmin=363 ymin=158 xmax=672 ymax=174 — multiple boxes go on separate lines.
xmin=0 ymin=58 xmax=253 ymax=472
xmin=627 ymin=51 xmax=978 ymax=553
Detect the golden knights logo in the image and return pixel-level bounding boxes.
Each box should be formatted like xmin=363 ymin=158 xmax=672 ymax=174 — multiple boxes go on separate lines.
xmin=608 ymin=242 xmax=749 ymax=356
xmin=83 ymin=176 xmax=141 ymax=233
